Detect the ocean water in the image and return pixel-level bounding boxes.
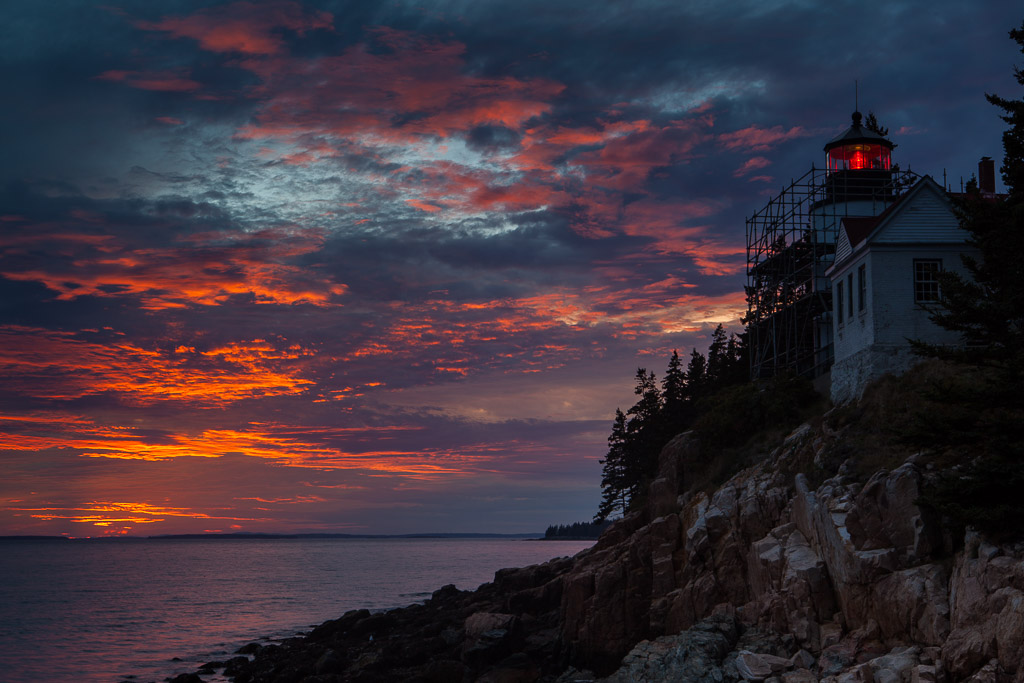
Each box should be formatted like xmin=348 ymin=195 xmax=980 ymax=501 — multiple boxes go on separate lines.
xmin=0 ymin=537 xmax=594 ymax=683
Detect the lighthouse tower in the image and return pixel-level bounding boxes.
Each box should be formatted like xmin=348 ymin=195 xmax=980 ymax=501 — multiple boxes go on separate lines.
xmin=745 ymin=111 xmax=914 ymax=385
xmin=823 ymin=111 xmax=896 ymax=204
xmin=808 ymin=111 xmax=900 ymax=246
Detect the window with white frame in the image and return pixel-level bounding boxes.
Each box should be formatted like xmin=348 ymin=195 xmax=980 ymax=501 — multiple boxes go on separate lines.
xmin=913 ymin=259 xmax=942 ymax=303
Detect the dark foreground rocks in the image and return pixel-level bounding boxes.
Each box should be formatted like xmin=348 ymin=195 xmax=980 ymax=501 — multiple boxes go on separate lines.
xmin=214 ymin=420 xmax=1024 ymax=683
xmin=224 ymin=557 xmax=574 ymax=683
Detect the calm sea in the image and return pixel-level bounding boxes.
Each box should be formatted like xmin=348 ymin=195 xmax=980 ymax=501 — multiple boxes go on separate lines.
xmin=0 ymin=537 xmax=593 ymax=683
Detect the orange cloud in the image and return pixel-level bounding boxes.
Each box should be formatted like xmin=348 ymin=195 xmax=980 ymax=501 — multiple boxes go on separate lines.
xmin=2 ymin=500 xmax=270 ymax=536
xmin=0 ymin=327 xmax=314 ymax=405
xmin=0 ymin=224 xmax=347 ymax=309
xmin=0 ymin=414 xmax=537 ymax=486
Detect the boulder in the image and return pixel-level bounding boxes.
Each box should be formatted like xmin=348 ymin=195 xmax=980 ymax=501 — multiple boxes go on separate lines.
xmin=734 ymin=649 xmax=792 ymax=680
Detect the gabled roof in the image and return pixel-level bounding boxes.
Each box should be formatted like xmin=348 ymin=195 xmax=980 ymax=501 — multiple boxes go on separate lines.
xmin=840 ymin=216 xmax=881 ymax=248
xmin=829 ymin=175 xmax=965 ymax=275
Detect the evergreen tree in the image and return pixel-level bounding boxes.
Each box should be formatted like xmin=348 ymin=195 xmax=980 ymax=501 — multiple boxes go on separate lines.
xmin=864 ymin=111 xmax=889 ymax=138
xmin=684 ymin=349 xmax=709 ymax=403
xmin=595 ymin=369 xmax=664 ymax=521
xmin=661 ymin=349 xmax=687 ymax=431
xmin=912 ymin=21 xmax=1024 ymax=539
xmin=594 ymin=329 xmax=754 ymax=522
xmin=596 ymin=409 xmax=630 ymax=522
xmin=725 ymin=332 xmax=749 ymax=385
xmin=625 ymin=368 xmax=663 ymax=482
xmin=706 ymin=324 xmax=730 ymax=385
xmin=914 ymin=20 xmax=1024 ymax=387
xmin=987 ymin=21 xmax=1024 ymax=202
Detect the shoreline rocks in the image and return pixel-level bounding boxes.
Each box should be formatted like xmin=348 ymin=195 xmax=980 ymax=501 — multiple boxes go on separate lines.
xmin=211 ymin=421 xmax=1024 ymax=683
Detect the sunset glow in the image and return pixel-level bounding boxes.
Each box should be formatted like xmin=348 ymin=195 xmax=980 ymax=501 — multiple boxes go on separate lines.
xmin=0 ymin=0 xmax=1015 ymax=535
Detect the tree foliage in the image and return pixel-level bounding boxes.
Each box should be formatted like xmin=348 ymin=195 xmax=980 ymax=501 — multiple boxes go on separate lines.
xmin=912 ymin=21 xmax=1024 ymax=539
xmin=913 ymin=20 xmax=1024 ymax=388
xmin=595 ymin=325 xmax=748 ymax=521
xmin=544 ymin=520 xmax=611 ymax=539
xmin=988 ymin=21 xmax=1024 ymax=201
xmin=596 ymin=409 xmax=631 ymax=522
xmin=864 ymin=111 xmax=889 ymax=138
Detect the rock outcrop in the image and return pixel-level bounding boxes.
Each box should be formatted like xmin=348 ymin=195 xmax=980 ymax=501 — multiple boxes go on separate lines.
xmin=222 ymin=418 xmax=1024 ymax=683
xmin=558 ymin=424 xmax=1024 ymax=682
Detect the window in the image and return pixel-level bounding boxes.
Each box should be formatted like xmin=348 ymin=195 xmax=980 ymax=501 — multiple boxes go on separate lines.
xmin=836 ymin=281 xmax=844 ymax=325
xmin=914 ymin=259 xmax=942 ymax=303
xmin=847 ymin=274 xmax=854 ymax=318
xmin=857 ymin=264 xmax=866 ymax=312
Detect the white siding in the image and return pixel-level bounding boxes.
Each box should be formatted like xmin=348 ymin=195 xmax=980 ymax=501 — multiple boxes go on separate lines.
xmin=832 ymin=256 xmax=873 ymax=365
xmin=873 ymin=184 xmax=965 ymax=244
xmin=868 ymin=246 xmax=971 ymax=347
xmin=834 ymin=226 xmax=853 ymax=264
xmin=829 ymin=241 xmax=979 ymax=403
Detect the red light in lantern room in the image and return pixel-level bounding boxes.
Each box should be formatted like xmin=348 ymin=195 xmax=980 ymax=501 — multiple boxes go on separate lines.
xmin=823 ymin=112 xmax=894 ymax=174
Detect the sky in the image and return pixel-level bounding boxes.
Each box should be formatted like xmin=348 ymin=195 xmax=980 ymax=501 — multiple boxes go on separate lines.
xmin=1 ymin=1 xmax=1020 ymax=537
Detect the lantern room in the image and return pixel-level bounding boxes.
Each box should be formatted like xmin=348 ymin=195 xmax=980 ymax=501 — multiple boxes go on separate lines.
xmin=824 ymin=111 xmax=893 ymax=172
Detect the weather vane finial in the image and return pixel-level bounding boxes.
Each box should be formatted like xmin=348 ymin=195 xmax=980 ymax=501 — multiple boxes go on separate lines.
xmin=855 ymin=79 xmax=859 ymax=113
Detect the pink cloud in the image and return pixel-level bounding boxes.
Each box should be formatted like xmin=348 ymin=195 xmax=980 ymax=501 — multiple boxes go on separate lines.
xmin=719 ymin=125 xmax=812 ymax=151
xmin=135 ymin=1 xmax=334 ymax=55
xmin=573 ymin=119 xmax=713 ymax=192
xmin=619 ymin=198 xmax=743 ymax=272
xmin=231 ymin=28 xmax=563 ymax=149
xmin=733 ymin=156 xmax=772 ymax=177
xmin=406 ymin=199 xmax=443 ymax=213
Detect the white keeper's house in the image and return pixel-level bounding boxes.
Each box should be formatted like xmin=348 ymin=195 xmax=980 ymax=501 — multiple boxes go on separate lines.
xmin=744 ymin=110 xmax=995 ymax=403
xmin=826 ymin=175 xmax=977 ymax=403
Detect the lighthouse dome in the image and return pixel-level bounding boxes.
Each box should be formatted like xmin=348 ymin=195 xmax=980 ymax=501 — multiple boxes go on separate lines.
xmin=824 ymin=111 xmax=893 ymax=172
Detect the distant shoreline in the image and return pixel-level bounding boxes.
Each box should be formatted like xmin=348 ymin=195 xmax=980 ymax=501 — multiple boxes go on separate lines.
xmin=0 ymin=532 xmax=545 ymax=541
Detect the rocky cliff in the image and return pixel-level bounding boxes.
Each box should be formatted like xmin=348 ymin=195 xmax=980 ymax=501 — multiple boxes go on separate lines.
xmin=557 ymin=421 xmax=1024 ymax=682
xmin=217 ymin=410 xmax=1024 ymax=683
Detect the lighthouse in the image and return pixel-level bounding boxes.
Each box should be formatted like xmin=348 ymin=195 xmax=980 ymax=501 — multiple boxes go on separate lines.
xmin=745 ymin=111 xmax=916 ymax=386
xmin=825 ymin=111 xmax=892 ymax=173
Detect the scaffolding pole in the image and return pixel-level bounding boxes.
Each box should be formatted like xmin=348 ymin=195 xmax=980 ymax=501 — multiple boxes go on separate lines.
xmin=745 ymin=166 xmax=918 ymax=380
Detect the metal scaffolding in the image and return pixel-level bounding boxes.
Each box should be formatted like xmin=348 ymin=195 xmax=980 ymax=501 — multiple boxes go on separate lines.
xmin=745 ymin=166 xmax=918 ymax=380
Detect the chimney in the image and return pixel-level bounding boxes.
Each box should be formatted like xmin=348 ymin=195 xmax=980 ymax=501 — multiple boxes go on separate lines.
xmin=979 ymin=156 xmax=996 ymax=194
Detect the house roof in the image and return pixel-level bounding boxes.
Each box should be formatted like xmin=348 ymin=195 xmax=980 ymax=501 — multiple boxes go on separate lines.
xmin=837 ymin=184 xmax=909 ymax=249
xmin=840 ymin=216 xmax=881 ymax=248
xmin=828 ymin=175 xmax=963 ymax=276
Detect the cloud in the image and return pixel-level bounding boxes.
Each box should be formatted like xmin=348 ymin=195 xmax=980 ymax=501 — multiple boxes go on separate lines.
xmin=135 ymin=0 xmax=334 ymax=55
xmin=5 ymin=0 xmax=1015 ymax=536
xmin=0 ymin=214 xmax=347 ymax=310
xmin=0 ymin=326 xmax=316 ymax=406
xmin=96 ymin=69 xmax=201 ymax=92
xmin=733 ymin=156 xmax=772 ymax=177
xmin=718 ymin=125 xmax=813 ymax=152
